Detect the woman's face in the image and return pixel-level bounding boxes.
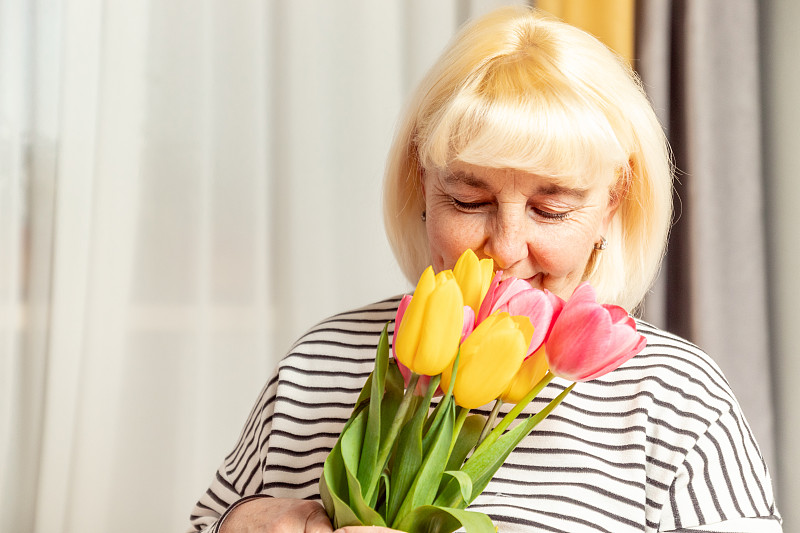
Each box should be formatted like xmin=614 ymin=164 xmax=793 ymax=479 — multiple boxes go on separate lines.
xmin=422 ymin=161 xmax=619 ymax=301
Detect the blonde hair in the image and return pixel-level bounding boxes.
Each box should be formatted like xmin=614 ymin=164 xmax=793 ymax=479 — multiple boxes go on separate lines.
xmin=383 ymin=6 xmax=672 ymax=311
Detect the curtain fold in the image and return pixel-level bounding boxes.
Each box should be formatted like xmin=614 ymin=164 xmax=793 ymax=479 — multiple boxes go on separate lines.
xmin=636 ymin=0 xmax=775 ymax=472
xmin=0 ymin=1 xmax=54 ymax=531
xmin=0 ymin=1 xmax=506 ymax=531
xmin=761 ymin=1 xmax=800 ymax=529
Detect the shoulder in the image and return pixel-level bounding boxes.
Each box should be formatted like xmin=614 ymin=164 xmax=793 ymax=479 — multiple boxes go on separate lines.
xmin=628 ymin=319 xmax=738 ymax=413
xmin=575 ymin=320 xmax=745 ymax=447
xmin=277 ymin=295 xmax=403 ymax=374
xmin=624 ymin=325 xmax=780 ymax=528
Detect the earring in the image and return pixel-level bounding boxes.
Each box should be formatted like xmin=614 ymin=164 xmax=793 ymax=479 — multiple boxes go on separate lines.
xmin=421 ymin=210 xmax=426 ymax=222
xmin=594 ymin=236 xmax=607 ymax=250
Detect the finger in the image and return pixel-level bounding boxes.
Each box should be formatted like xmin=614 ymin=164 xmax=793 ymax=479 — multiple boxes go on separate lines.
xmin=334 ymin=526 xmax=398 ymax=533
xmin=305 ymin=505 xmax=334 ymax=533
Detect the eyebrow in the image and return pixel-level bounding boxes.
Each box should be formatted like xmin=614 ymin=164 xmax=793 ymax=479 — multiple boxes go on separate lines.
xmin=445 ymin=170 xmax=589 ymax=198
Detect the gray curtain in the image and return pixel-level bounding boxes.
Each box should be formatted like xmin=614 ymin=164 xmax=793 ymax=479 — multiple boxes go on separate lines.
xmin=760 ymin=1 xmax=800 ymax=529
xmin=637 ymin=0 xmax=776 ymax=484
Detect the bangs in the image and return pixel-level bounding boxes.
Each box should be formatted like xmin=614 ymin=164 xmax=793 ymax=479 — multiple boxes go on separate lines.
xmin=416 ymin=55 xmax=629 ymax=188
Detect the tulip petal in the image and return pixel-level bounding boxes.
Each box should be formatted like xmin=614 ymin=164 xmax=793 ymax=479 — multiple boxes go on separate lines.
xmin=450 ymin=313 xmax=528 ymax=409
xmin=545 ymin=283 xmax=645 ymax=382
xmin=394 ymin=267 xmax=436 ymax=370
xmin=395 ymin=356 xmax=436 ymax=395
xmin=544 ymin=290 xmax=565 ymax=336
xmin=461 ymin=305 xmax=476 ymax=341
xmin=392 ymin=294 xmax=413 ymax=360
xmin=476 ymin=272 xmax=504 ymax=324
xmin=501 ymin=346 xmax=549 ymax=404
xmin=605 ymin=304 xmax=631 ymax=324
xmin=578 ymin=334 xmax=645 ymax=381
xmin=453 ymin=249 xmax=483 ymax=313
xmin=479 ymin=258 xmax=494 ymax=304
xmin=510 ymin=315 xmax=535 ymax=351
xmin=415 ymin=274 xmax=464 ymax=375
xmin=505 ymin=289 xmax=554 ymax=355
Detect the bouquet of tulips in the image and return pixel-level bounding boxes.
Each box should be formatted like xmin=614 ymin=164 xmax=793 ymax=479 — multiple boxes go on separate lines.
xmin=319 ymin=249 xmax=645 ymax=533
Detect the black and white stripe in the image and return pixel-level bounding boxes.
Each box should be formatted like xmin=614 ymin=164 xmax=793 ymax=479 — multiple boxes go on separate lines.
xmin=188 ymin=297 xmax=781 ymax=533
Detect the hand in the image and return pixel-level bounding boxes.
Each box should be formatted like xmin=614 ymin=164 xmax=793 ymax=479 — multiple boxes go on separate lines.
xmin=218 ymin=497 xmax=406 ymax=533
xmin=334 ymin=526 xmax=402 ymax=533
xmin=219 ymin=498 xmax=332 ymax=533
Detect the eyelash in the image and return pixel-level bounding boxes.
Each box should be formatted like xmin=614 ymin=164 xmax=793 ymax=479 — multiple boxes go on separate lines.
xmin=536 ymin=209 xmax=570 ymax=221
xmin=450 ymin=198 xmax=571 ymax=220
xmin=451 ymin=198 xmax=485 ymax=211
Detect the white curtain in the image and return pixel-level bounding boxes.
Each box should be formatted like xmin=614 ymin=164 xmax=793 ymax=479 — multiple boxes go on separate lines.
xmin=0 ymin=1 xmax=523 ymax=531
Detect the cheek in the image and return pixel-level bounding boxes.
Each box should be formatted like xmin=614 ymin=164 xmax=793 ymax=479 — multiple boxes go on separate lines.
xmin=426 ymin=217 xmax=484 ymax=271
xmin=533 ymin=227 xmax=595 ymax=274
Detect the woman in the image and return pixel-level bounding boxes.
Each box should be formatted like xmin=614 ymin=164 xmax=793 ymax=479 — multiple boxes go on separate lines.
xmin=188 ymin=7 xmax=780 ymax=532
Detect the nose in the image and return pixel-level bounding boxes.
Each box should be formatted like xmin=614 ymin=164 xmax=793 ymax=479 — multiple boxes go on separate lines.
xmin=483 ymin=209 xmax=529 ymax=271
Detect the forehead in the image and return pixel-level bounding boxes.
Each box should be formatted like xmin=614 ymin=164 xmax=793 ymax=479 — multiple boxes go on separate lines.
xmin=434 ymin=162 xmax=596 ymax=198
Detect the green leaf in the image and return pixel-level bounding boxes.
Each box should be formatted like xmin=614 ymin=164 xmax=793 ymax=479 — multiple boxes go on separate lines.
xmin=476 ymin=372 xmax=554 ymax=454
xmin=385 ymin=358 xmax=405 ymax=400
xmin=320 ymin=395 xmax=373 ymax=521
xmin=339 ymin=409 xmax=387 ymax=526
xmin=444 ymin=414 xmax=485 ymax=472
xmin=393 ymin=398 xmax=455 ymax=526
xmin=420 ymin=376 xmax=444 ymax=454
xmin=341 ymin=408 xmax=367 ymax=477
xmin=320 ymin=438 xmax=362 ymax=528
xmin=435 ymin=384 xmax=575 ymax=508
xmin=386 ymin=408 xmax=423 ymax=523
xmin=379 ymin=471 xmax=391 ymax=515
xmin=380 ymin=361 xmax=404 ymax=445
xmin=441 ymin=470 xmax=473 ymax=505
xmin=394 ymin=505 xmax=496 ymax=533
xmin=358 ymin=325 xmax=390 ymax=493
xmin=344 ymin=456 xmax=388 ymax=527
xmin=386 ymin=377 xmax=439 ymax=523
xmin=354 ymin=373 xmax=373 ymax=407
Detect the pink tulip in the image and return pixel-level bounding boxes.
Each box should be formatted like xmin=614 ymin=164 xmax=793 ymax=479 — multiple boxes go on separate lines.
xmin=476 ymin=272 xmax=557 ymax=356
xmin=545 ymin=290 xmax=565 ymax=331
xmin=544 ymin=283 xmax=646 ymax=382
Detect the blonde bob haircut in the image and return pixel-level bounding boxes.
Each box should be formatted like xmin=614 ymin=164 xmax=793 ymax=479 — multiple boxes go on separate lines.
xmin=383 ymin=6 xmax=672 ymax=311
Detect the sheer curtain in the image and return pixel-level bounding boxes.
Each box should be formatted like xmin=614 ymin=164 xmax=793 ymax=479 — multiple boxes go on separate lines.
xmin=0 ymin=1 xmax=522 ymax=531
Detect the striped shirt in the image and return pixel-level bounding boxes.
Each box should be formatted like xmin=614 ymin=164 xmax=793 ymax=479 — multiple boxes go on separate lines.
xmin=188 ymin=296 xmax=781 ymax=532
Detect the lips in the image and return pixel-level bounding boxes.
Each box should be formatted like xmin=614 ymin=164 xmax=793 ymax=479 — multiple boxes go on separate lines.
xmin=515 ymin=273 xmax=543 ymax=288
xmin=495 ymin=271 xmax=540 ymax=285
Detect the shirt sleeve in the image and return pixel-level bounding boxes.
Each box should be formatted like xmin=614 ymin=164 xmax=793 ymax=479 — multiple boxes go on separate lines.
xmin=662 ymin=515 xmax=782 ymax=532
xmin=186 ymin=376 xmax=279 ymax=533
xmin=659 ymin=406 xmax=781 ymax=532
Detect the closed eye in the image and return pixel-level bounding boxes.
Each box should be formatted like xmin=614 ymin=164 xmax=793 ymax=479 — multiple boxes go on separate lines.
xmin=532 ymin=207 xmax=571 ymax=221
xmin=451 ymin=198 xmax=488 ymax=211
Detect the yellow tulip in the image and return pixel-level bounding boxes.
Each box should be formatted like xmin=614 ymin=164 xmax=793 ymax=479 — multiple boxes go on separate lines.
xmin=500 ymin=346 xmax=550 ymax=404
xmin=394 ymin=267 xmax=464 ymax=376
xmin=441 ymin=312 xmax=534 ymax=409
xmin=453 ymin=249 xmax=494 ymax=314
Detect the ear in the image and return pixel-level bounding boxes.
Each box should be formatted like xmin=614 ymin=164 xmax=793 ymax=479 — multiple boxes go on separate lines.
xmin=601 ymin=161 xmax=632 ymax=232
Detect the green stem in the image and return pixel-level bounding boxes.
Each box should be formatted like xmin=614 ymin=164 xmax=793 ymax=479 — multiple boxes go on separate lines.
xmin=449 ymin=405 xmax=470 ymax=456
xmin=476 ymin=399 xmax=503 ymax=448
xmin=474 ymin=371 xmax=555 ymax=456
xmin=365 ymin=372 xmax=420 ymax=503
